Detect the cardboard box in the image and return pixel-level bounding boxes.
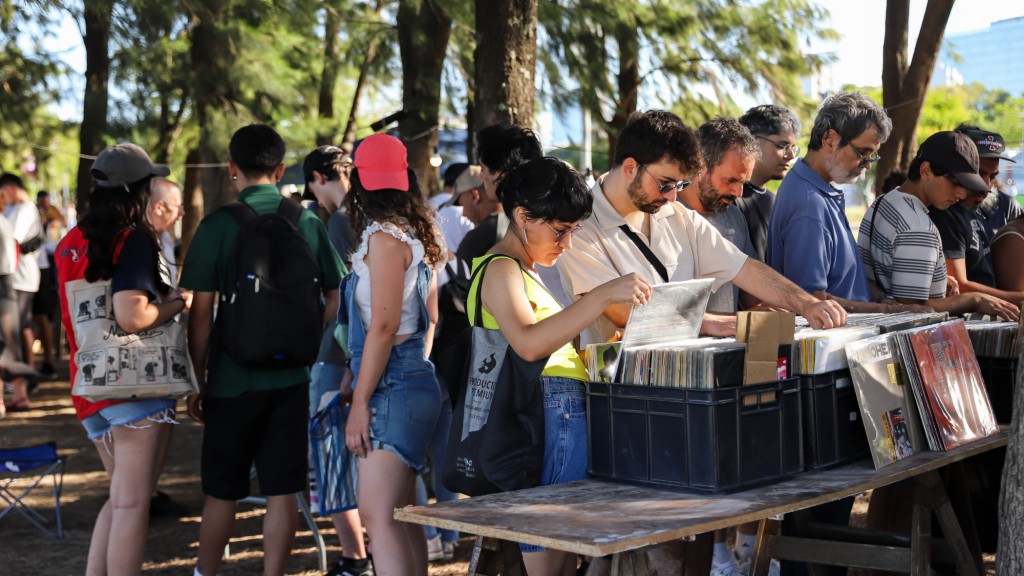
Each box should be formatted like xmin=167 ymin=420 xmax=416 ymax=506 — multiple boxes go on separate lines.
xmin=737 ymin=312 xmax=796 ymax=387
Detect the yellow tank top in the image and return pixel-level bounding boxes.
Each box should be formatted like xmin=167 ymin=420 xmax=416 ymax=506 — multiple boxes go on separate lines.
xmin=467 ymin=255 xmax=588 ymax=381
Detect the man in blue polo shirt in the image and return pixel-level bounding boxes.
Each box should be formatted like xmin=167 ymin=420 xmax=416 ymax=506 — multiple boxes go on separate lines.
xmin=767 ymin=92 xmax=892 ymax=302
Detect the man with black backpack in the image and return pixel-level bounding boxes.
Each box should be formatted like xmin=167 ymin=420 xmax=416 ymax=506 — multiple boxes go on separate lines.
xmin=181 ymin=124 xmax=343 ymax=576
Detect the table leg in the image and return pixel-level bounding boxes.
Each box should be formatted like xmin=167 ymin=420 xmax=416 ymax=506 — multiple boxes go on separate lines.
xmin=467 ymin=536 xmax=526 ymax=576
xmin=610 ymin=549 xmax=653 ymax=576
xmin=749 ymin=519 xmax=772 ymax=576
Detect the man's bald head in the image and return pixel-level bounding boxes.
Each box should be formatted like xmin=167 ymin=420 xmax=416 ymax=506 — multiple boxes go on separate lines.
xmin=148 ymin=178 xmax=183 ymax=233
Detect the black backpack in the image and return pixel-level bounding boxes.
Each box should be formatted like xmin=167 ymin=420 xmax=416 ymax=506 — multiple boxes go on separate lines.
xmin=217 ymin=200 xmax=324 ymax=369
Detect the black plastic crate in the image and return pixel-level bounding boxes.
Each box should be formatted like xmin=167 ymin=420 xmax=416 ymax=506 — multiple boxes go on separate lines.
xmin=586 ymin=379 xmax=803 ymax=493
xmin=799 ymin=369 xmax=870 ymax=469
xmin=977 ymin=356 xmax=1017 ymax=424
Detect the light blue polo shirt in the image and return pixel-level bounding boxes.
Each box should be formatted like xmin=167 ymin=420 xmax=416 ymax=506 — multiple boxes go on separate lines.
xmin=766 ymin=159 xmax=871 ymax=302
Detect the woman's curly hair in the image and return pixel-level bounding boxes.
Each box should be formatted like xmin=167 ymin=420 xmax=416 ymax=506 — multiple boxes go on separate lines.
xmin=344 ymin=169 xmax=443 ymax=266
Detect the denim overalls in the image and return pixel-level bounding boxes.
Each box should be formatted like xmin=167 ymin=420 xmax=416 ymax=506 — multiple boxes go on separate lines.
xmin=345 ymin=259 xmax=442 ymax=472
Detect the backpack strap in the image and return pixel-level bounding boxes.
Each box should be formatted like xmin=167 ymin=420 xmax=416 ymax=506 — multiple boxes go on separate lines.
xmin=274 ymin=196 xmax=304 ymax=228
xmin=219 ymin=202 xmax=260 ymax=299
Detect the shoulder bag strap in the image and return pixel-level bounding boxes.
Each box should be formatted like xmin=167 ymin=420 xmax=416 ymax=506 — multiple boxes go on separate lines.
xmin=618 ymin=224 xmax=668 ymax=283
xmin=867 ymin=194 xmax=889 ymax=295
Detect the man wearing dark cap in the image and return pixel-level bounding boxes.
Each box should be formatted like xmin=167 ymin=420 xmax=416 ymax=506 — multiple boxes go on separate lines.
xmin=927 ymin=125 xmax=1024 ymax=305
xmin=857 ymin=131 xmax=1018 ymax=319
xmin=303 ymin=145 xmax=356 ymax=267
xmin=431 ymin=162 xmax=470 ymax=210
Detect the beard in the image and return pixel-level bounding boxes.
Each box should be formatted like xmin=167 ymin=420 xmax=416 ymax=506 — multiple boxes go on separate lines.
xmin=627 ymin=175 xmax=666 ymax=214
xmin=825 ymin=155 xmax=864 ymax=184
xmin=697 ymin=178 xmax=732 ymax=214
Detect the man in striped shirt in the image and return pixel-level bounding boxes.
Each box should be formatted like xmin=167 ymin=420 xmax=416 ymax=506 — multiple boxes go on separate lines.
xmin=857 ymin=131 xmax=1018 ymax=320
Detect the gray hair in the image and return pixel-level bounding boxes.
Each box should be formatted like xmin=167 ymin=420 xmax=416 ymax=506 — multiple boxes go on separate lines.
xmin=697 ymin=117 xmax=760 ymax=169
xmin=739 ymin=104 xmax=801 ymax=137
xmin=808 ymin=91 xmax=892 ymax=151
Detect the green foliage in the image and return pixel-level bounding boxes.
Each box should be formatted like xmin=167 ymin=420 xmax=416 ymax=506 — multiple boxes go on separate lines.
xmin=537 ymin=0 xmax=836 ymax=131
xmin=844 ymin=82 xmax=1024 ymax=151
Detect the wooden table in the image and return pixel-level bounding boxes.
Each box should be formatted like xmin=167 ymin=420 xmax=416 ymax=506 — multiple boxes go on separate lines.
xmin=396 ymin=431 xmax=1007 ymax=575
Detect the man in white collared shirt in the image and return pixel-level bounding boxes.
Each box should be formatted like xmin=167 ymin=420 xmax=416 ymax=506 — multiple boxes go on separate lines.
xmin=556 ymin=110 xmax=846 ymax=347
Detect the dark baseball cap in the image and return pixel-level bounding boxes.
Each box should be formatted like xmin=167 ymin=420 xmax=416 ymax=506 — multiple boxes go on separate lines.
xmin=91 ymin=143 xmax=170 ymax=189
xmin=916 ymin=131 xmax=989 ymax=194
xmin=956 ymin=126 xmax=1016 ymax=163
xmin=443 ymin=162 xmax=470 ymax=189
xmin=302 ymin=145 xmax=351 ymax=200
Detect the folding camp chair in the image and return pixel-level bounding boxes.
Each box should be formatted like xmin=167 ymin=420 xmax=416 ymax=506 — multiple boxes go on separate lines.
xmin=0 ymin=442 xmax=65 ymax=539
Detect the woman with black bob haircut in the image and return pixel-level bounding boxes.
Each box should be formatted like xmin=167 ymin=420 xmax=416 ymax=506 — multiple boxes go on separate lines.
xmin=55 ymin=143 xmax=186 ymax=574
xmin=467 ymin=157 xmax=651 ymax=576
xmin=342 ymin=133 xmax=444 ymax=576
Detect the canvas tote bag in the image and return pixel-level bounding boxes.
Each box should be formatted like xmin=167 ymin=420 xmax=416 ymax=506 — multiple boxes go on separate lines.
xmin=67 ymin=276 xmax=198 ymax=402
xmin=442 ymin=254 xmax=548 ymax=496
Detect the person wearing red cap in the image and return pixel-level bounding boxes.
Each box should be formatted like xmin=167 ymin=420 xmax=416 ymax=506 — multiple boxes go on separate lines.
xmin=857 ymin=131 xmax=1018 ymax=320
xmin=341 ymin=133 xmax=445 ymax=576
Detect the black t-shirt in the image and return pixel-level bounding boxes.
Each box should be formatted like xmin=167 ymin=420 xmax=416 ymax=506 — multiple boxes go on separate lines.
xmin=735 ymin=182 xmax=775 ymax=263
xmin=929 ymin=203 xmax=996 ymax=288
xmin=456 ymin=213 xmax=501 ymax=270
xmin=111 ymin=229 xmax=161 ymax=300
xmin=975 ymin=192 xmax=1024 ymax=241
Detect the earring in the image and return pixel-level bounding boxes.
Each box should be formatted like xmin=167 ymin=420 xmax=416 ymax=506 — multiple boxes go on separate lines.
xmin=523 ymin=226 xmax=529 ymax=245
xmin=231 ymin=175 xmax=238 ymax=181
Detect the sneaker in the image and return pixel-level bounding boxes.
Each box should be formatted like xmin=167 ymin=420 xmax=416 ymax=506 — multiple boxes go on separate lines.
xmin=710 ymin=560 xmax=746 ymax=576
xmin=326 ymin=557 xmax=374 ymax=576
xmin=426 ymin=534 xmax=444 ymax=562
xmin=442 ymin=539 xmax=456 ymax=561
xmin=723 ymin=553 xmax=780 ymax=576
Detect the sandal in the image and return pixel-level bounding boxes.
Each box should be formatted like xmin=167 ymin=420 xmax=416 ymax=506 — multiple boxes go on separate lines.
xmin=7 ymin=397 xmax=31 ymax=412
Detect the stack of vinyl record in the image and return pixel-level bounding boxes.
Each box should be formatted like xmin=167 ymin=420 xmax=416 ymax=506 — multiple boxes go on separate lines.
xmin=894 ymin=319 xmax=999 ymax=451
xmin=793 ymin=326 xmax=879 ymax=375
xmin=845 ymin=334 xmax=927 ymax=468
xmin=965 ymin=320 xmax=1021 ymax=359
xmin=613 ymin=338 xmax=746 ymax=389
xmin=795 ymin=311 xmax=947 ymax=332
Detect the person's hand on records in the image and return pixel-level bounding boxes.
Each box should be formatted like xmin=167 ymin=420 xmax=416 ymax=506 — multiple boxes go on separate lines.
xmin=946 ymin=275 xmax=960 ymax=297
xmin=798 ymin=298 xmax=847 ymax=330
xmin=969 ymin=293 xmax=1020 ymax=322
xmin=596 ymin=272 xmax=652 ymax=307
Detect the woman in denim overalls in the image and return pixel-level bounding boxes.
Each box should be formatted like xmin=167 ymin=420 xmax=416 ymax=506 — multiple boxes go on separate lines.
xmin=342 ymin=134 xmax=444 ymax=576
xmin=472 ymin=158 xmax=650 ymax=575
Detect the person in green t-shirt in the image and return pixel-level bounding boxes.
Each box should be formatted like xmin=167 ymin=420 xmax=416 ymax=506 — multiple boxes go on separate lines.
xmin=181 ymin=124 xmax=342 ymax=576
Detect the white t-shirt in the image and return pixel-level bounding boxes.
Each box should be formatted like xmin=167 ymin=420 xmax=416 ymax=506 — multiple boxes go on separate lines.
xmin=4 ymin=202 xmax=42 ymax=292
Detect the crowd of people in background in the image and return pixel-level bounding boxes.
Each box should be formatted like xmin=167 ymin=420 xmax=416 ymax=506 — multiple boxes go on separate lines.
xmin=2 ymin=88 xmax=1022 ymax=576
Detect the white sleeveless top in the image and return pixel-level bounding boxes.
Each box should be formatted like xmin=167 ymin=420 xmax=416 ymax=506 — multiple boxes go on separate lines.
xmin=352 ymin=221 xmax=427 ymax=336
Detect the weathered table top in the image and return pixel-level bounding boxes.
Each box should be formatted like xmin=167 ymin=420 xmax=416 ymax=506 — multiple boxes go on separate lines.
xmin=395 ymin=432 xmax=1007 ymax=556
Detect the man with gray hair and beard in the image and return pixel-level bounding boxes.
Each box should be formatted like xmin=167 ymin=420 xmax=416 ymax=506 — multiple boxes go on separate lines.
xmin=767 ymin=92 xmax=892 ymax=302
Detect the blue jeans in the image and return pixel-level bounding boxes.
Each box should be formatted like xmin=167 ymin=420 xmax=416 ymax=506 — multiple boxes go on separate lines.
xmin=520 ymin=376 xmax=588 ymax=553
xmin=417 ymin=385 xmax=459 ymax=543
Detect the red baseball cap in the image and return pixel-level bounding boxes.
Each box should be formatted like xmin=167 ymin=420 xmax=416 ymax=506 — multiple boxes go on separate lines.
xmin=354 ymin=133 xmax=409 ymax=192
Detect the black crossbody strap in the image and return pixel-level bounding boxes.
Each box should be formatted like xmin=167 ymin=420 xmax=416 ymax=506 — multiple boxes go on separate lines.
xmin=867 ymin=194 xmax=888 ymax=294
xmin=618 ymin=224 xmax=668 ymax=283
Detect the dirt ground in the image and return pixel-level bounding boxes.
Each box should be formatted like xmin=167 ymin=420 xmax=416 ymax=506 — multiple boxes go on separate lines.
xmin=0 ymin=362 xmax=997 ymax=575
xmin=0 ymin=363 xmax=473 ymax=576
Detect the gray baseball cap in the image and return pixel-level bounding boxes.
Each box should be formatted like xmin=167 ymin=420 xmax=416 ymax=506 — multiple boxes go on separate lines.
xmin=91 ymin=143 xmax=170 ymax=189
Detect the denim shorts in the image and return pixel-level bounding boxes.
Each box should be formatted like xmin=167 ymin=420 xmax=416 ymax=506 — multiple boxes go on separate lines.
xmin=520 ymin=376 xmax=588 ymax=554
xmin=359 ymin=349 xmax=441 ymax=473
xmin=81 ymin=398 xmax=178 ymax=440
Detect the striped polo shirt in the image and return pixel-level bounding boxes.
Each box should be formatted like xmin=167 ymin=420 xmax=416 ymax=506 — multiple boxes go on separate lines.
xmin=857 ymin=189 xmax=946 ymax=301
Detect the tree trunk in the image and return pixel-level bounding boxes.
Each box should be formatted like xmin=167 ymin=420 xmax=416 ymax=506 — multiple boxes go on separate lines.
xmin=998 ymin=347 xmax=1024 ymax=574
xmin=180 ymin=147 xmax=204 ymax=256
xmin=317 ymin=0 xmax=343 ymax=146
xmin=340 ymin=0 xmax=385 ymax=152
xmin=75 ymin=0 xmax=112 ymax=217
xmin=875 ymin=0 xmax=955 ymax=195
xmin=606 ymin=20 xmax=640 ymax=165
xmin=396 ymin=0 xmax=453 ymax=199
xmin=473 ymin=0 xmax=537 ymax=129
xmin=189 ymin=0 xmax=237 ymax=215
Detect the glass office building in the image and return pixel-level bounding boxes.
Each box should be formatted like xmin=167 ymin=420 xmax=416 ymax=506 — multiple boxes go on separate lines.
xmin=938 ymin=16 xmax=1024 ymax=96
